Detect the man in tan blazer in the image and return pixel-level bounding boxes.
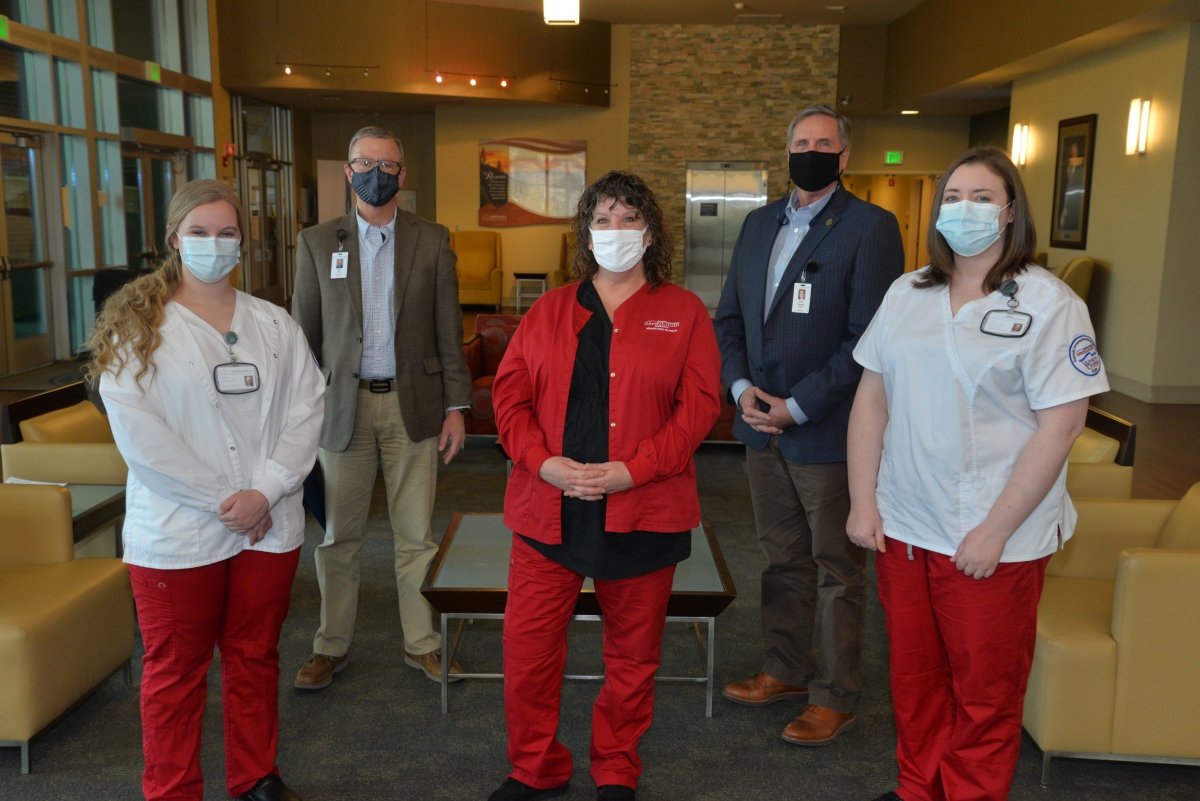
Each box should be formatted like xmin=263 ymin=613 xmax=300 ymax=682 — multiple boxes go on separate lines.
xmin=291 ymin=126 xmax=470 ymax=688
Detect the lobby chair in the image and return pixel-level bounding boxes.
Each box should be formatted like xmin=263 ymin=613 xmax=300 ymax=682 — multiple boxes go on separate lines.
xmin=0 ymin=484 xmax=135 ymax=775
xmin=451 ymin=230 xmax=503 ymax=311
xmin=461 ymin=313 xmax=522 ymax=435
xmin=1024 ymin=482 xmax=1200 ymax=785
xmin=1066 ymin=407 xmax=1135 ymax=499
xmin=1056 ymin=256 xmax=1095 ymax=302
xmin=0 ymin=382 xmax=113 ymax=445
xmin=553 ymin=231 xmax=578 ymax=289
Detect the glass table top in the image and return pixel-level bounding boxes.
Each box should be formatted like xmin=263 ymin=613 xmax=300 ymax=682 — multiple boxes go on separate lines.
xmin=432 ymin=514 xmax=725 ymax=593
xmin=66 ymin=484 xmax=125 ymax=519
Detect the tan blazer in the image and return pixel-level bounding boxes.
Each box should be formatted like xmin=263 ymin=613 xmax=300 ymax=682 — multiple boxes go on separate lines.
xmin=292 ymin=210 xmax=471 ymax=451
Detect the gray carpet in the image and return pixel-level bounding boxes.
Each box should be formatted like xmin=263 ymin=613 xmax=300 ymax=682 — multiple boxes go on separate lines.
xmin=2 ymin=441 xmax=1197 ymax=800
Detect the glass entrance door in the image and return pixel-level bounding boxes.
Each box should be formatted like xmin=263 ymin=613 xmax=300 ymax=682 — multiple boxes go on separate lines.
xmin=244 ymin=160 xmax=284 ymax=304
xmin=123 ymin=148 xmax=185 ymax=272
xmin=0 ymin=133 xmax=52 ymax=375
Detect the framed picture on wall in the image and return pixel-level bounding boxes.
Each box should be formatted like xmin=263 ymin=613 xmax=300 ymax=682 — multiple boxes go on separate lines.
xmin=1050 ymin=114 xmax=1097 ymax=249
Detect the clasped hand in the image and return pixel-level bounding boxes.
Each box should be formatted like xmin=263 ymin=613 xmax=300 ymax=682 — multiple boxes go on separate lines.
xmin=539 ymin=456 xmax=634 ymax=502
xmin=951 ymin=522 xmax=1007 ymax=580
xmin=217 ymin=489 xmax=272 ymax=545
xmin=739 ymin=387 xmax=794 ymax=435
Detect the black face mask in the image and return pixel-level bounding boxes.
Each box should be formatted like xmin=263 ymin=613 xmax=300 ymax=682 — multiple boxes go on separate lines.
xmin=789 ymin=149 xmax=845 ymax=192
xmin=351 ymin=166 xmax=401 ymax=207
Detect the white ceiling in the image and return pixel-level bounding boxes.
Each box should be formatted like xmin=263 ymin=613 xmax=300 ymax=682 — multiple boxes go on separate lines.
xmin=433 ymin=0 xmax=926 ymax=26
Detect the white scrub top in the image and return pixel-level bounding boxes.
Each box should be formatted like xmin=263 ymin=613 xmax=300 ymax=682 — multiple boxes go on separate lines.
xmin=101 ymin=293 xmax=325 ymax=570
xmin=853 ymin=265 xmax=1109 ymax=562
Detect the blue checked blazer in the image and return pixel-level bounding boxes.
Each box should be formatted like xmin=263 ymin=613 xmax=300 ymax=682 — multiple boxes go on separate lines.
xmin=714 ymin=184 xmax=904 ymax=464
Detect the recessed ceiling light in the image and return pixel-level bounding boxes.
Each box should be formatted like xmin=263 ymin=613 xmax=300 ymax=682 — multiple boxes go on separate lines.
xmin=901 ymin=110 xmax=919 ymax=115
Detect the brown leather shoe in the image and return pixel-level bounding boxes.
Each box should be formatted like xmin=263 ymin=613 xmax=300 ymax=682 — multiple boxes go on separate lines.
xmin=405 ymin=649 xmax=465 ymax=683
xmin=722 ymin=672 xmax=808 ymax=706
xmin=781 ymin=704 xmax=856 ymax=746
xmin=293 ymin=653 xmax=348 ymax=690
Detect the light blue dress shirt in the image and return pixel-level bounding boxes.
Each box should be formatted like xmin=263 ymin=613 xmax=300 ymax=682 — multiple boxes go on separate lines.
xmin=357 ymin=209 xmax=397 ymax=380
xmin=731 ymin=186 xmax=836 ymax=426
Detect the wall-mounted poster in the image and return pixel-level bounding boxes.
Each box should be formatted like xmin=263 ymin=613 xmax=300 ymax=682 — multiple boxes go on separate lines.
xmin=479 ymin=139 xmax=586 ymax=227
xmin=1050 ymin=115 xmax=1097 ymax=249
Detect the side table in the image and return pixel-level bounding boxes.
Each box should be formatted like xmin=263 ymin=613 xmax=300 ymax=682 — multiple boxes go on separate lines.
xmin=513 ymin=272 xmax=548 ymax=313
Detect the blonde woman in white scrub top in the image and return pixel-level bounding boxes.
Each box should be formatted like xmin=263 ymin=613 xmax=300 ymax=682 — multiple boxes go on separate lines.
xmin=89 ymin=180 xmax=323 ymax=801
xmin=845 ymin=148 xmax=1109 ymax=801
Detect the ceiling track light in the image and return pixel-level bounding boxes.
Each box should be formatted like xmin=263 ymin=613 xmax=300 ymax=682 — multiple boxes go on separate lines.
xmin=363 ymin=68 xmax=368 ymax=77
xmin=470 ymin=77 xmax=477 ymax=86
xmin=500 ymin=79 xmax=507 ymax=88
xmin=325 ymin=67 xmax=330 ymax=76
xmin=284 ymin=64 xmax=291 ymax=75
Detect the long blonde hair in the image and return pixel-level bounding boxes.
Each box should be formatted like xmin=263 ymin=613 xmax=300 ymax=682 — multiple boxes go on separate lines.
xmin=87 ymin=180 xmax=244 ymax=384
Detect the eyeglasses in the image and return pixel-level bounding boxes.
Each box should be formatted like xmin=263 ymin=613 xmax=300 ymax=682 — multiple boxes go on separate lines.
xmin=348 ymin=157 xmax=402 ymax=175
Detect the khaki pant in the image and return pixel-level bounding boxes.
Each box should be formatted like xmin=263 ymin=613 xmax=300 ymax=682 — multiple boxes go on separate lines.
xmin=745 ymin=439 xmax=866 ymax=713
xmin=313 ymin=387 xmax=440 ymax=657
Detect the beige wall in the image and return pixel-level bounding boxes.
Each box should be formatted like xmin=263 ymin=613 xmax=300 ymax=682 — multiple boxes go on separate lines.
xmin=845 ymin=115 xmax=970 ymax=175
xmin=1011 ymin=21 xmax=1199 ymax=402
xmin=435 ymin=26 xmax=632 ymax=304
xmin=311 ymin=113 xmax=437 ymax=221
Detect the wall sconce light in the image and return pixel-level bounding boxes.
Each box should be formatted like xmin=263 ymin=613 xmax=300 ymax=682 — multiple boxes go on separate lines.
xmin=1126 ymin=98 xmax=1150 ymax=154
xmin=900 ymin=109 xmax=919 ymax=115
xmin=1012 ymin=123 xmax=1029 ymax=166
xmin=544 ymin=0 xmax=580 ymax=25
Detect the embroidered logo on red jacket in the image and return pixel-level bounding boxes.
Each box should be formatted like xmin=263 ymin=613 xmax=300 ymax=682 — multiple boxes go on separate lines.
xmin=644 ymin=320 xmax=680 ymax=332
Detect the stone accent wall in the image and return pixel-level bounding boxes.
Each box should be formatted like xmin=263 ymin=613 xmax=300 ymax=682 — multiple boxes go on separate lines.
xmin=629 ymin=24 xmax=839 ymax=278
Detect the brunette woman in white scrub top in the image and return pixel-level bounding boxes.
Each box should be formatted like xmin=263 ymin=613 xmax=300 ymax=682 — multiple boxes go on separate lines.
xmin=89 ymin=180 xmax=323 ymax=801
xmin=845 ymin=148 xmax=1109 ymax=801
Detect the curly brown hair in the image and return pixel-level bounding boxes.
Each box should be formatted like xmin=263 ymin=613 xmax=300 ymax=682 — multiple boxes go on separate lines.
xmin=86 ymin=180 xmax=244 ymax=386
xmin=569 ymin=171 xmax=674 ymax=287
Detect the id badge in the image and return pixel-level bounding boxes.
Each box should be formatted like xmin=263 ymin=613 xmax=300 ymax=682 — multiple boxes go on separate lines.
xmin=791 ymin=282 xmax=812 ymax=314
xmin=980 ymin=309 xmax=1033 ymax=337
xmin=214 ymin=362 xmax=261 ymax=394
xmin=330 ymin=251 xmax=348 ymax=279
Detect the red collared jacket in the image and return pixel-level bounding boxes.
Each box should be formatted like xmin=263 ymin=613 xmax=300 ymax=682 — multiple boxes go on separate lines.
xmin=494 ymin=280 xmax=722 ymax=544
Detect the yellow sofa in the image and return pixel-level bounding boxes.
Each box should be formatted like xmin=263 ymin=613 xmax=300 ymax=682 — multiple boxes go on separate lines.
xmin=1023 ymin=483 xmax=1200 ymax=785
xmin=451 ymin=230 xmax=503 ymax=310
xmin=0 ymin=484 xmax=135 ymax=775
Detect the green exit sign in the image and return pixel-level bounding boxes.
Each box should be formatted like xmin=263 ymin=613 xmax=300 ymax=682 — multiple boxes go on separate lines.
xmin=0 ymin=16 xmax=9 ymax=39
xmin=145 ymin=61 xmax=161 ymax=82
xmin=885 ymin=150 xmax=904 ymax=165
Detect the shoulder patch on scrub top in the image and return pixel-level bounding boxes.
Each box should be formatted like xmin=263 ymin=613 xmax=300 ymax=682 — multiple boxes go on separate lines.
xmin=1069 ymin=335 xmax=1102 ymax=376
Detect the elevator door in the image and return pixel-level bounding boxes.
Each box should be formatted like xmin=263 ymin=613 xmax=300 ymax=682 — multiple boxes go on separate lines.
xmin=685 ymin=161 xmax=768 ymax=312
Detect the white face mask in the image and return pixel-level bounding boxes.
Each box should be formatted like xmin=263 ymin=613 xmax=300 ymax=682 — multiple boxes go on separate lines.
xmin=935 ymin=200 xmax=1011 ymax=257
xmin=180 ymin=236 xmax=242 ymax=283
xmin=589 ymin=227 xmax=648 ymax=273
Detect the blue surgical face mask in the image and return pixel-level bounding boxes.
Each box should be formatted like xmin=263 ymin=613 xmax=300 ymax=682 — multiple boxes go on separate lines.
xmin=935 ymin=200 xmax=1011 ymax=257
xmin=180 ymin=235 xmax=241 ymax=283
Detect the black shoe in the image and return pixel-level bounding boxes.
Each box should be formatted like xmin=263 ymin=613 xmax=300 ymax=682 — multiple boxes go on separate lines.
xmin=871 ymin=793 xmax=902 ymax=801
xmin=597 ymin=786 xmax=636 ymax=800
xmin=488 ymin=777 xmax=570 ymax=801
xmin=238 ymin=775 xmax=301 ymax=801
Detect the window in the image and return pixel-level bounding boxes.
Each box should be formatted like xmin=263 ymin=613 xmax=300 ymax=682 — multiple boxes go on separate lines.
xmin=0 ymin=0 xmax=48 ymax=30
xmin=60 ymin=134 xmax=95 ymax=272
xmin=95 ymin=139 xmax=126 ymax=266
xmin=185 ymin=93 xmax=213 ymax=146
xmin=111 ymin=0 xmax=155 ymax=61
xmin=91 ymin=68 xmax=120 ymax=133
xmin=50 ymin=0 xmax=80 ymax=39
xmin=178 ymin=0 xmax=210 ymax=81
xmin=54 ymin=59 xmax=86 ymax=129
xmin=0 ymin=43 xmax=54 ymax=124
xmin=87 ymin=0 xmax=114 ymax=49
xmin=68 ymin=275 xmax=95 ymax=352
xmin=242 ymin=101 xmax=277 ymax=158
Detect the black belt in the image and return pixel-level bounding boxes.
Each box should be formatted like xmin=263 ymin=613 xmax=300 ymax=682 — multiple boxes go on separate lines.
xmin=360 ymin=378 xmax=394 ymax=393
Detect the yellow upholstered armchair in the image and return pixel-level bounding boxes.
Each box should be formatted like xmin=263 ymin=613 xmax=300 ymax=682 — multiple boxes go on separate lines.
xmin=0 ymin=484 xmax=135 ymax=775
xmin=0 ymin=383 xmax=126 ymax=486
xmin=450 ymin=230 xmax=503 ymax=310
xmin=1056 ymin=256 xmax=1096 ymax=302
xmin=1023 ymin=483 xmax=1200 ymax=785
xmin=1066 ymin=407 xmax=1135 ymax=499
xmin=553 ymin=230 xmax=578 ymax=289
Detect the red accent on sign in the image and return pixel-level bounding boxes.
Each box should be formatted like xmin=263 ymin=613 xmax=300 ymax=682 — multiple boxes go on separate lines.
xmin=224 ymin=143 xmax=237 ymax=157
xmin=888 ymin=178 xmax=895 ymax=187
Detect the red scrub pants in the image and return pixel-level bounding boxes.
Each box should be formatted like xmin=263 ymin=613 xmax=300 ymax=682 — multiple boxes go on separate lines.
xmin=875 ymin=537 xmax=1049 ymax=801
xmin=128 ymin=547 xmax=301 ymax=801
xmin=503 ymin=536 xmax=675 ymax=790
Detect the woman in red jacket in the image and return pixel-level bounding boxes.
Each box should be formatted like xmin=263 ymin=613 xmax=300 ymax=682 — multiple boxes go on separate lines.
xmin=489 ymin=171 xmax=722 ymax=801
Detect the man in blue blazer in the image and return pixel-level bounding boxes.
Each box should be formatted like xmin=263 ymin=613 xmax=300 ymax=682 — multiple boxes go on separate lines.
xmin=715 ymin=105 xmax=903 ymax=746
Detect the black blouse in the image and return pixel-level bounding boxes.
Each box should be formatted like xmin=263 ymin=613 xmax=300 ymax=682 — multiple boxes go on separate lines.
xmin=520 ymin=280 xmax=691 ymax=580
